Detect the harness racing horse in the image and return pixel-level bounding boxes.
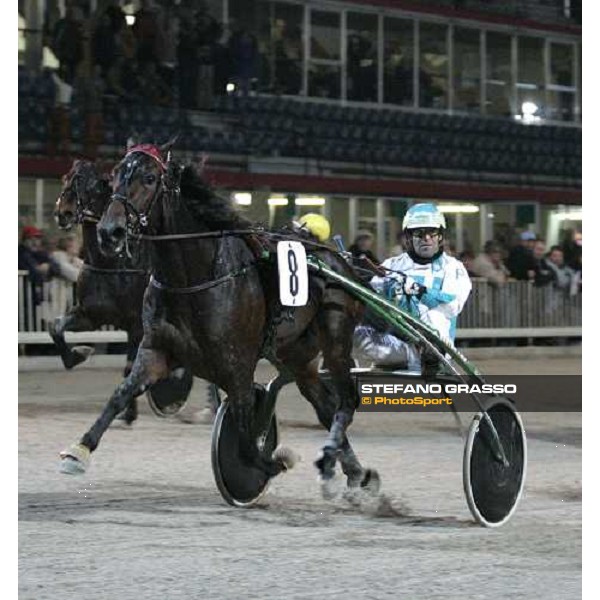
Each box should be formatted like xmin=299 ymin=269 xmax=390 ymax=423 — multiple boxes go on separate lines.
xmin=51 ymin=160 xmax=150 ymax=424
xmin=60 ymin=140 xmax=380 ymax=499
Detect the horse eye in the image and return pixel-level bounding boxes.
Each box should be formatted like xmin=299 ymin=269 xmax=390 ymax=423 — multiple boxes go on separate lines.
xmin=144 ymin=175 xmax=157 ymax=185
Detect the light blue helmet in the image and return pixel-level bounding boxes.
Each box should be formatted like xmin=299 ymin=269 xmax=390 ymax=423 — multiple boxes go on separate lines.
xmin=402 ymin=203 xmax=446 ymax=231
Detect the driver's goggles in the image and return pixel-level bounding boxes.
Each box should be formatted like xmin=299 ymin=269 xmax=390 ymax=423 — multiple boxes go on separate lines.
xmin=410 ymin=228 xmax=442 ymax=240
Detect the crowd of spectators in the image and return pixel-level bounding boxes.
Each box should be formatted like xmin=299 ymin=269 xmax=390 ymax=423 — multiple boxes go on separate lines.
xmin=18 ymin=226 xmax=83 ymax=328
xmin=40 ymin=0 xmax=266 ymax=119
xmin=462 ymin=229 xmax=582 ymax=296
xmin=347 ymin=225 xmax=582 ymax=297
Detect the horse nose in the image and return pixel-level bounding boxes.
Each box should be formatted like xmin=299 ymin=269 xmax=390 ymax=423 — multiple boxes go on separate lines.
xmin=98 ymin=224 xmax=126 ymax=248
xmin=110 ymin=226 xmax=127 ymax=242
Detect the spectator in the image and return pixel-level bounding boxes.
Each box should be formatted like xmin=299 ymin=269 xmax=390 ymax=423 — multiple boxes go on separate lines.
xmin=471 ymin=241 xmax=510 ymax=286
xmin=138 ymin=61 xmax=172 ymax=106
xmin=155 ymin=3 xmax=179 ymax=94
xmin=195 ymin=4 xmax=223 ymax=107
xmin=273 ymin=21 xmax=302 ymax=95
xmin=562 ymin=230 xmax=582 ymax=272
xmin=506 ymin=231 xmax=537 ymax=281
xmin=18 ymin=227 xmax=61 ymax=321
xmin=51 ymin=234 xmax=83 ymax=316
xmin=350 ymin=230 xmax=379 ymax=262
xmin=349 ymin=230 xmax=380 ymax=280
xmin=458 ymin=250 xmax=476 ymax=278
xmin=390 ymin=231 xmax=404 ymax=256
xmin=52 ymin=234 xmax=83 ymax=285
xmin=92 ymin=6 xmax=122 ymax=80
xmin=132 ymin=0 xmax=161 ymax=65
xmin=18 ymin=227 xmax=58 ymax=287
xmin=177 ymin=3 xmax=201 ymax=108
xmin=531 ymin=239 xmax=554 ymax=287
xmin=543 ymin=246 xmax=577 ymax=295
xmin=228 ymin=24 xmax=258 ymax=97
xmin=50 ymin=6 xmax=84 ymax=84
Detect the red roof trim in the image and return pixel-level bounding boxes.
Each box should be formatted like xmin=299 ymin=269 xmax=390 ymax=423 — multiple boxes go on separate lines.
xmin=19 ymin=156 xmax=581 ymax=205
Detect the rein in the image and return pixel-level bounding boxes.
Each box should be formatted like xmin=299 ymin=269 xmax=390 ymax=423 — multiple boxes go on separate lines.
xmin=142 ymin=230 xmax=337 ymax=295
xmin=111 ymin=147 xmax=337 ymax=294
xmin=82 ymin=264 xmax=147 ymax=275
xmin=150 ymin=264 xmax=255 ymax=294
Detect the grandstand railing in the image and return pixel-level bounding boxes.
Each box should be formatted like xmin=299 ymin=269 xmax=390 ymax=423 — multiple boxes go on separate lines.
xmin=17 ymin=271 xmax=581 ymax=346
xmin=458 ymin=278 xmax=581 ymax=338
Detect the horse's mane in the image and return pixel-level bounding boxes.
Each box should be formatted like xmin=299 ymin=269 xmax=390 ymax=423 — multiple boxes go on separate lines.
xmin=178 ymin=163 xmax=252 ymax=231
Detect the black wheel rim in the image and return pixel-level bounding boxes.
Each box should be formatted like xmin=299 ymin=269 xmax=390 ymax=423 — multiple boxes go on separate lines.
xmin=212 ymin=400 xmax=279 ymax=506
xmin=468 ymin=403 xmax=526 ymax=525
xmin=146 ymin=369 xmax=194 ymax=417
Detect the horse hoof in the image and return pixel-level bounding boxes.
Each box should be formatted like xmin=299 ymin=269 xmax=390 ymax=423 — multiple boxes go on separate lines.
xmin=319 ymin=476 xmax=339 ymax=501
xmin=272 ymin=445 xmax=300 ymax=471
xmin=60 ymin=456 xmax=86 ymax=475
xmin=59 ymin=443 xmax=90 ymax=474
xmin=360 ymin=468 xmax=381 ymax=495
xmin=314 ymin=447 xmax=336 ymax=480
xmin=70 ymin=346 xmax=94 ymax=367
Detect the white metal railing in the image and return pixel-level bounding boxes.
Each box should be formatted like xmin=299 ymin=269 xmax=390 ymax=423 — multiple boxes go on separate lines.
xmin=460 ymin=278 xmax=582 ymax=331
xmin=17 ymin=270 xmax=126 ymax=344
xmin=17 ymin=271 xmax=581 ymax=345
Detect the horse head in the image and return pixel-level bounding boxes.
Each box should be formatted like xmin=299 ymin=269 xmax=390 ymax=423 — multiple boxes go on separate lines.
xmin=55 ymin=160 xmax=111 ymax=230
xmin=98 ymin=136 xmax=178 ymax=257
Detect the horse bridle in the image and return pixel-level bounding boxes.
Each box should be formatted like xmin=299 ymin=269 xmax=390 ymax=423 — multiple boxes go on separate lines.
xmin=59 ymin=170 xmax=104 ymax=226
xmin=111 ymin=148 xmax=174 ymax=235
xmin=109 ymin=148 xmax=342 ymax=293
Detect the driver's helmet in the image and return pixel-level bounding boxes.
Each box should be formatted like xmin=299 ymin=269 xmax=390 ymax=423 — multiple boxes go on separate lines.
xmin=402 ymin=203 xmax=446 ymax=232
xmin=298 ymin=213 xmax=331 ymax=242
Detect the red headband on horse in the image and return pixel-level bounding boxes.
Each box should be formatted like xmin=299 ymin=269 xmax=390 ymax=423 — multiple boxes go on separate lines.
xmin=125 ymin=144 xmax=167 ymax=171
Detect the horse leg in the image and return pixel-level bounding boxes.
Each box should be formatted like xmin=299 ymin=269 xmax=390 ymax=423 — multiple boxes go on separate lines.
xmin=227 ymin=377 xmax=288 ymax=479
xmin=115 ymin=333 xmax=142 ymax=426
xmin=59 ymin=347 xmax=169 ymax=474
xmin=315 ymin=309 xmax=371 ymax=493
xmin=279 ymin=347 xmax=365 ymax=488
xmin=48 ymin=309 xmax=95 ymax=369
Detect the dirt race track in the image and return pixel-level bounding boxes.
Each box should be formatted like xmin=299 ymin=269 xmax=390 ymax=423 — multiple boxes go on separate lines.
xmin=19 ymin=356 xmax=581 ymax=600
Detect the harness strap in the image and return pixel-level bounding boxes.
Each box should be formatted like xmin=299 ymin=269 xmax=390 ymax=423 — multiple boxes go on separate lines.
xmin=82 ymin=264 xmax=147 ymax=275
xmin=150 ymin=263 xmax=256 ymax=294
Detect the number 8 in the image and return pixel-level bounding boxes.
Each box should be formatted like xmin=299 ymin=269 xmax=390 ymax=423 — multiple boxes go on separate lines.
xmin=288 ymin=249 xmax=298 ymax=296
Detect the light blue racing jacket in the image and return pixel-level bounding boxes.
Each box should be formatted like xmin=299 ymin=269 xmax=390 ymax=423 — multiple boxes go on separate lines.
xmin=370 ymin=252 xmax=472 ymax=343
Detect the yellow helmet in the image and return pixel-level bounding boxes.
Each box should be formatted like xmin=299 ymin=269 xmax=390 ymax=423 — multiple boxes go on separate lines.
xmin=298 ymin=213 xmax=331 ymax=242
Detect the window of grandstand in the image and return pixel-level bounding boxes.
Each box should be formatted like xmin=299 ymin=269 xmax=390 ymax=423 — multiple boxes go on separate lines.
xmin=229 ymin=0 xmax=270 ymax=93
xmin=517 ymin=36 xmax=545 ymax=119
xmin=18 ymin=13 xmax=26 ymax=66
xmin=418 ymin=22 xmax=448 ymax=109
xmin=271 ymin=2 xmax=303 ymax=96
xmin=346 ymin=12 xmax=378 ymax=103
xmin=547 ymin=41 xmax=576 ymax=121
xmin=383 ymin=17 xmax=414 ymax=107
xmin=309 ymin=9 xmax=341 ymax=99
xmin=453 ymin=27 xmax=481 ymax=113
xmin=485 ymin=31 xmax=512 ymax=117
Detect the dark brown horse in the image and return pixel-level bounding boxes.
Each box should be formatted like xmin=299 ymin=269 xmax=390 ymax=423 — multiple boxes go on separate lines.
xmin=60 ymin=141 xmax=376 ymax=497
xmin=51 ymin=160 xmax=150 ymax=424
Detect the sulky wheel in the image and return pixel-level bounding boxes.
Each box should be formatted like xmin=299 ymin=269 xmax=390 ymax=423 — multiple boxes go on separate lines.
xmin=463 ymin=398 xmax=527 ymax=528
xmin=146 ymin=367 xmax=194 ymax=417
xmin=211 ymin=385 xmax=279 ymax=507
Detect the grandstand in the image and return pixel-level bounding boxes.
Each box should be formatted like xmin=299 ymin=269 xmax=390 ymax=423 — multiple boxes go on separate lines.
xmin=19 ymin=0 xmax=581 ymax=258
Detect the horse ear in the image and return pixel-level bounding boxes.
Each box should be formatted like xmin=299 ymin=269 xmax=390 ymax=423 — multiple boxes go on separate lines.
xmin=126 ymin=134 xmax=139 ymax=150
xmin=160 ymin=134 xmax=179 ymax=158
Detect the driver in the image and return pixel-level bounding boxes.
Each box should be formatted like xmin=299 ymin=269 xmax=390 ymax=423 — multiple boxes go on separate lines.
xmin=354 ymin=203 xmax=472 ymax=374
